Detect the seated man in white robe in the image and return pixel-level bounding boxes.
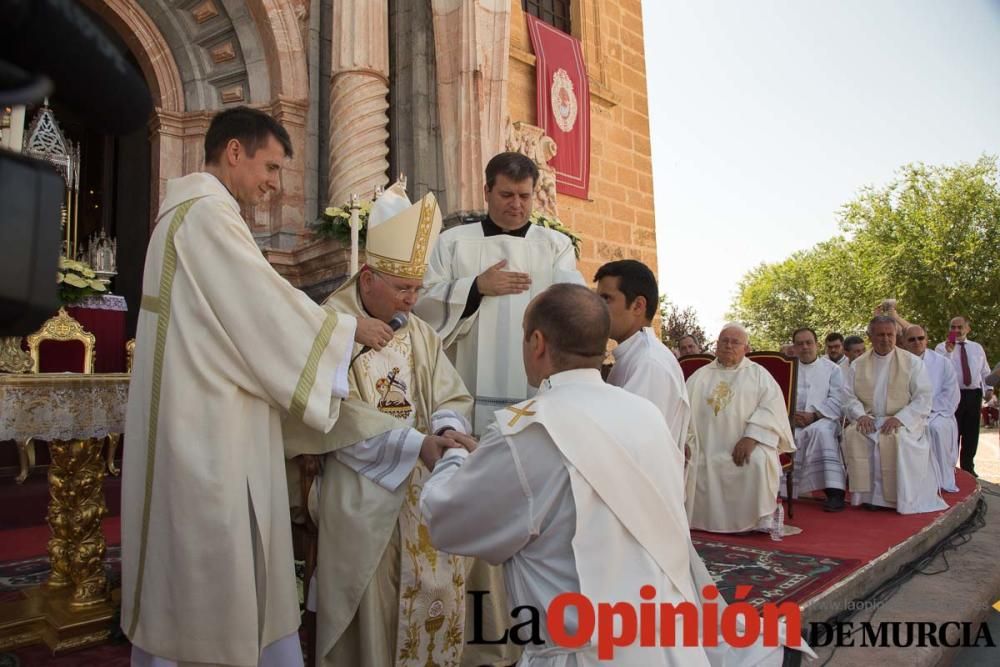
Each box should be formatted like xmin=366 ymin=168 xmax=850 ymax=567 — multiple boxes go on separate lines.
xmin=840 ymin=316 xmax=946 ymax=514
xmin=685 ymin=324 xmax=795 ymax=534
xmin=284 ymin=186 xmax=480 ymax=667
xmin=595 ymin=259 xmax=689 ymax=449
xmin=787 ymin=327 xmax=846 ymax=512
xmin=903 ymin=325 xmax=960 ymax=493
xmin=414 ymin=152 xmax=584 ymax=435
xmin=420 ymin=285 xmax=806 ymax=666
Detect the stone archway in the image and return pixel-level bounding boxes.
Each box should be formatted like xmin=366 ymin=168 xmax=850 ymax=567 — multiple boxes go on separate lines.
xmin=80 ymin=0 xmax=311 ymax=244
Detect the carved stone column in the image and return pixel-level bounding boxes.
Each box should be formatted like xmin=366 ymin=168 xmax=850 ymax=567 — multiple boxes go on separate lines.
xmin=327 ymin=0 xmax=390 ymax=207
xmin=431 ymin=0 xmax=512 ymax=218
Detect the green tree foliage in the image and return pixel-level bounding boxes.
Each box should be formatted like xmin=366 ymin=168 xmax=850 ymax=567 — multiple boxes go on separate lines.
xmin=659 ymin=296 xmax=708 ymax=350
xmin=730 ymin=157 xmax=1000 ymax=357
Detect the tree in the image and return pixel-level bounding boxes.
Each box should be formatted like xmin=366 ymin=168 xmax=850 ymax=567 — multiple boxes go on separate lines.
xmin=730 ymin=157 xmax=1000 ymax=357
xmin=659 ymin=296 xmax=708 ymax=350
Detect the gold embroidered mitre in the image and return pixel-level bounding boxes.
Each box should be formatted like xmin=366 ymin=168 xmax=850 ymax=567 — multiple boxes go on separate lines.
xmin=365 ymin=182 xmax=442 ymax=279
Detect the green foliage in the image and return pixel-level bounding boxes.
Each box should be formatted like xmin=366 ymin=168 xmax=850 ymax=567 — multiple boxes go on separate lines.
xmin=659 ymin=295 xmax=708 ymax=350
xmin=730 ymin=156 xmax=1000 ymax=357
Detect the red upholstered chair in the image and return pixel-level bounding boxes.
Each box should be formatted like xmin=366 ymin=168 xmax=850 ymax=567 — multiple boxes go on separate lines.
xmin=747 ymin=351 xmax=798 ymax=518
xmin=678 ymin=353 xmax=716 ymax=380
xmin=26 ymin=308 xmax=96 ymax=374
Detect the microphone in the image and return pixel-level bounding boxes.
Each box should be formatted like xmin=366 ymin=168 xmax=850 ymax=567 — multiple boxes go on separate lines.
xmin=351 ymin=312 xmax=408 ymax=366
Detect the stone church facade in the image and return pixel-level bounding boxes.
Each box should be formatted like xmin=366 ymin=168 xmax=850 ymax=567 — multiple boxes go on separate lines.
xmin=81 ymin=0 xmax=656 ymax=302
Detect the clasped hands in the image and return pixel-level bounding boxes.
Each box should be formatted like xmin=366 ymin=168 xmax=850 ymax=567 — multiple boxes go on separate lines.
xmin=856 ymin=415 xmax=902 ymax=435
xmin=793 ymin=410 xmax=819 ymax=428
xmin=420 ymin=430 xmax=478 ymax=470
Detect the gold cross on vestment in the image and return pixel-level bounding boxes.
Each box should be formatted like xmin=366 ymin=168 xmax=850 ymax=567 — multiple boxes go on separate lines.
xmin=506 ymin=400 xmax=537 ymax=427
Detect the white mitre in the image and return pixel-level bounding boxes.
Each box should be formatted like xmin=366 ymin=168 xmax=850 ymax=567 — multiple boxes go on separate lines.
xmin=365 ymin=181 xmax=443 ymax=280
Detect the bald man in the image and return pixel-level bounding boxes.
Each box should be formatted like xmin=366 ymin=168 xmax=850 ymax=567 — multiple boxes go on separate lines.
xmin=685 ymin=323 xmax=795 ymax=534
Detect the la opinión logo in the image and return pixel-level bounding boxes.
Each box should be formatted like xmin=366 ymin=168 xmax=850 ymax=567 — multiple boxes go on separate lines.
xmin=467 ymin=585 xmax=800 ymax=660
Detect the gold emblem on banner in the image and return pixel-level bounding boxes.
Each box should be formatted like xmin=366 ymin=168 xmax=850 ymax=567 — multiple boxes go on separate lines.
xmin=550 ymin=68 xmax=578 ymax=133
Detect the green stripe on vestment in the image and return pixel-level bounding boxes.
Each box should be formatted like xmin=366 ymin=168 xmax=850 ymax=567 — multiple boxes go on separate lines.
xmin=290 ymin=311 xmax=339 ymax=420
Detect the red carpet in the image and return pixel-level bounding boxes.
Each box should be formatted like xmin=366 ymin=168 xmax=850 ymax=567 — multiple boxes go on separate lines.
xmin=692 ymin=469 xmax=977 ymax=566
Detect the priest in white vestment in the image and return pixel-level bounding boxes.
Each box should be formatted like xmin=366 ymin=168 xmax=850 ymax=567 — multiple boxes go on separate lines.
xmin=786 ymin=328 xmax=846 ymax=511
xmin=284 ymin=185 xmax=489 ymax=667
xmin=840 ymin=316 xmax=947 ymax=513
xmin=824 ymin=332 xmax=850 ymax=370
xmin=685 ymin=324 xmax=795 ymax=533
xmin=903 ymin=325 xmax=961 ymax=493
xmin=122 ymin=108 xmax=392 ymax=667
xmin=421 ymin=286 xmax=808 ymax=666
xmin=414 ymin=152 xmax=584 ymax=434
xmin=595 ymin=259 xmax=689 ymax=449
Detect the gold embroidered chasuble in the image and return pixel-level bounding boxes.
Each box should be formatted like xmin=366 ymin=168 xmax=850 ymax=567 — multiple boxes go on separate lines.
xmin=291 ymin=275 xmax=475 ymax=667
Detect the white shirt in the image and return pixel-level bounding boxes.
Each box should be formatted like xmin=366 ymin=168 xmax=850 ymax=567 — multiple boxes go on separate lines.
xmin=920 ymin=349 xmax=961 ymax=419
xmin=934 ymin=339 xmax=991 ymax=392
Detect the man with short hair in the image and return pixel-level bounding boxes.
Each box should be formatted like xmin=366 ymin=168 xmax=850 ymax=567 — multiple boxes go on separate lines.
xmin=841 ymin=316 xmax=946 ymax=513
xmin=903 ymin=325 xmax=960 ymax=492
xmin=420 ymin=286 xmax=803 ymax=665
xmin=825 ymin=332 xmax=849 ymax=369
xmin=416 ymin=152 xmax=584 ymax=434
xmin=285 ymin=184 xmax=480 ymax=666
xmin=122 ymin=107 xmax=390 ymax=666
xmin=788 ymin=327 xmax=846 ymax=511
xmin=934 ymin=316 xmax=993 ymax=476
xmin=685 ymin=323 xmax=795 ymax=533
xmin=678 ymin=334 xmax=703 ymax=357
xmin=595 ymin=259 xmax=689 ymax=449
xmin=844 ymin=335 xmax=866 ymax=363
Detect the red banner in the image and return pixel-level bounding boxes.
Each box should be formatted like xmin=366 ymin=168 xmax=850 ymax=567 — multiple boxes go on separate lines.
xmin=525 ymin=14 xmax=591 ymax=200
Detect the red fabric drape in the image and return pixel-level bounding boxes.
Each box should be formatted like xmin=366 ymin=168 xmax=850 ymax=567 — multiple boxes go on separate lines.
xmin=525 ymin=14 xmax=591 ymax=199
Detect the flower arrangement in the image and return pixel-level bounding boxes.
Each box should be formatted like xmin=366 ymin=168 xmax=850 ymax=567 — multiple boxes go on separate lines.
xmin=57 ymin=257 xmax=107 ymax=304
xmin=309 ymin=200 xmax=374 ymax=245
xmin=529 ymin=211 xmax=582 ymax=259
xmin=310 ymin=200 xmax=582 ymax=259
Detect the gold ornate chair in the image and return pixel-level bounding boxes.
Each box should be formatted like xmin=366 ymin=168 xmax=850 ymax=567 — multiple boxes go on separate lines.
xmin=16 ymin=309 xmax=97 ymax=483
xmin=1 ymin=337 xmax=35 ymax=483
xmin=126 ymin=338 xmax=136 ymax=373
xmin=26 ymin=308 xmax=96 ymax=374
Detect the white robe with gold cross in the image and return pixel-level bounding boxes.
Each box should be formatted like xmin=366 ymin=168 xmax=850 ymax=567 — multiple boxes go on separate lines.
xmin=121 ymin=172 xmax=356 ymax=666
xmin=685 ymin=359 xmax=795 ymax=533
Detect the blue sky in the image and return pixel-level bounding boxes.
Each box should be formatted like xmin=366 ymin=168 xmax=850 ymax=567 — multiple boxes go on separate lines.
xmin=643 ymin=0 xmax=1000 ymax=339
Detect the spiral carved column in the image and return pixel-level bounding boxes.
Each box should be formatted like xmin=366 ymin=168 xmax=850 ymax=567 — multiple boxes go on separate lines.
xmin=327 ymin=0 xmax=390 ymax=207
xmin=46 ymin=439 xmax=109 ymax=606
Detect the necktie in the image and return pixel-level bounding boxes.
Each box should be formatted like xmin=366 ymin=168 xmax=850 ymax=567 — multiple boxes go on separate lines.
xmin=959 ymin=342 xmax=972 ymax=386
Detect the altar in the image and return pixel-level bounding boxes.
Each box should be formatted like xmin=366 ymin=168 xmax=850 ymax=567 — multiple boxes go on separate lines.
xmin=0 ymin=373 xmax=129 ymax=653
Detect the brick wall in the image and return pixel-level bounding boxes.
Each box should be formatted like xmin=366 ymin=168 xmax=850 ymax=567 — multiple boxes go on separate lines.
xmin=508 ymin=0 xmax=657 ymax=283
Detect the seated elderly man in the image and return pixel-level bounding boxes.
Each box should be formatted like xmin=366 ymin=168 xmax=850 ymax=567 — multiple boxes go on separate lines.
xmin=903 ymin=325 xmax=960 ymax=493
xmin=685 ymin=323 xmax=795 ymax=533
xmin=787 ymin=327 xmax=846 ymax=511
xmin=840 ymin=316 xmax=946 ymax=514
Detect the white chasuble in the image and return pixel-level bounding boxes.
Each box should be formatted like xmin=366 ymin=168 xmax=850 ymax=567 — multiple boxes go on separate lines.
xmin=684 ymin=359 xmax=795 ymax=533
xmin=121 ymin=173 xmax=356 ymax=666
xmin=789 ymin=357 xmax=846 ymax=495
xmin=922 ymin=349 xmax=961 ymax=493
xmin=841 ymin=348 xmax=946 ymax=513
xmin=415 ymin=223 xmax=584 ymax=433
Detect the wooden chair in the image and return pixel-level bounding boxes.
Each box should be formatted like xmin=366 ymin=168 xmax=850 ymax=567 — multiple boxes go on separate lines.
xmin=678 ymin=353 xmax=715 ymax=380
xmin=747 ymin=351 xmax=799 ymax=518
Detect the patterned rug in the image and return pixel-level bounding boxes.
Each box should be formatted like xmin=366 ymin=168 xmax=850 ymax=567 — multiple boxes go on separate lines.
xmin=692 ymin=537 xmax=860 ymax=608
xmin=0 ymin=546 xmax=121 ymax=603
